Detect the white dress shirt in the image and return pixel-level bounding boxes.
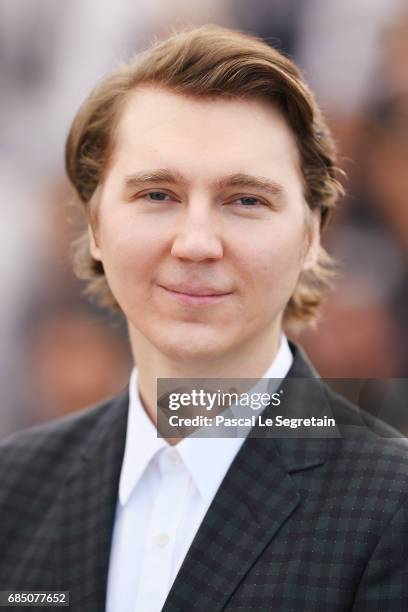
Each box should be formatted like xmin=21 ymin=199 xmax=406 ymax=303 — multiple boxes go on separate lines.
xmin=106 ymin=336 xmax=293 ymax=612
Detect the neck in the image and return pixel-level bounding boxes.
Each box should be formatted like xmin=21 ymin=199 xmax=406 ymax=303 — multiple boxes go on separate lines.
xmin=129 ymin=323 xmax=283 ymax=428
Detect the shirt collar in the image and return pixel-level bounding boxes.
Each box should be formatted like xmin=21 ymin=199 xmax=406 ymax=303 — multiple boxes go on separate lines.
xmin=118 ymin=367 xmax=167 ymax=505
xmin=119 ymin=334 xmax=293 ymax=506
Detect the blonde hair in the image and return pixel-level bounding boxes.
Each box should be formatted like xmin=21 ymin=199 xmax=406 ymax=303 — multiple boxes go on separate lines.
xmin=65 ymin=24 xmax=343 ymax=328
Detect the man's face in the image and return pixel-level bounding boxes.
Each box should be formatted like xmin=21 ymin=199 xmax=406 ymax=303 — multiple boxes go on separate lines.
xmin=90 ymin=86 xmax=319 ymax=361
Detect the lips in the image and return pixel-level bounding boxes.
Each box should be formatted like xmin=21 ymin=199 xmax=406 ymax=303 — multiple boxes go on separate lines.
xmin=160 ymin=283 xmax=232 ymax=297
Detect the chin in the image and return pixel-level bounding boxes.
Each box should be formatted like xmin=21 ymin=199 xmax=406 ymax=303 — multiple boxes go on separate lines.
xmin=153 ymin=325 xmax=228 ymax=361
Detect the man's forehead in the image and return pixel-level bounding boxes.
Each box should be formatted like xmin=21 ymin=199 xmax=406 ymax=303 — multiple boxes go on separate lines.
xmin=111 ymin=86 xmax=302 ymax=184
xmin=115 ymin=85 xmax=295 ymax=142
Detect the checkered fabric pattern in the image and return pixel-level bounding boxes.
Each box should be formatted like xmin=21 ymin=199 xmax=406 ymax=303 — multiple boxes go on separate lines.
xmin=0 ymin=343 xmax=408 ymax=611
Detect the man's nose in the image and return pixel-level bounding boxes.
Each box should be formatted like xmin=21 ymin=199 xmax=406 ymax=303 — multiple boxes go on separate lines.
xmin=170 ymin=203 xmax=224 ymax=262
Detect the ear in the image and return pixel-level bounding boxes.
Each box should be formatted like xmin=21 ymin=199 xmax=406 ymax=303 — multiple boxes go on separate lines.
xmin=88 ymin=223 xmax=102 ymax=261
xmin=302 ymin=208 xmax=321 ymax=270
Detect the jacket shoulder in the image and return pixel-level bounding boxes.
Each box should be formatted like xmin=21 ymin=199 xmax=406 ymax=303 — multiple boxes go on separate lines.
xmin=323 ymin=385 xmax=408 ymax=499
xmin=0 ymin=392 xmax=127 ymax=497
xmin=326 ymin=383 xmax=406 ymax=439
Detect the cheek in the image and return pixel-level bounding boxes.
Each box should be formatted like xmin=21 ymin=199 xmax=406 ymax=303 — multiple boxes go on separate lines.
xmin=236 ymin=222 xmax=306 ymax=293
xmin=98 ymin=215 xmax=159 ymax=296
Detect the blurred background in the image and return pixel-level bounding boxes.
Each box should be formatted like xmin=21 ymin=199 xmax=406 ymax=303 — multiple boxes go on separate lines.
xmin=1 ymin=0 xmax=407 ymax=438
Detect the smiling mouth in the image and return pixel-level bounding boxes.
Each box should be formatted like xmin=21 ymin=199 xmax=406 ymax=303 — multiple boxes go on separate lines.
xmin=159 ymin=285 xmax=232 ymax=306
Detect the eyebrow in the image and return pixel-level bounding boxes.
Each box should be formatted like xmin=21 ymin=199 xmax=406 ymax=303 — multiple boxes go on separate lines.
xmin=216 ymin=173 xmax=286 ymax=199
xmin=123 ymin=169 xmax=286 ymax=199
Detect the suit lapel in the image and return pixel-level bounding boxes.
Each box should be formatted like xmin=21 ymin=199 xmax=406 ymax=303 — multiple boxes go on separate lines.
xmin=162 ymin=436 xmax=302 ymax=612
xmin=55 ymin=392 xmax=129 ymax=612
xmin=163 ymin=342 xmax=328 ymax=612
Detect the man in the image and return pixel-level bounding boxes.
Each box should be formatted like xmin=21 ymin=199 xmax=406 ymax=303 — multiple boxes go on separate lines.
xmin=1 ymin=25 xmax=408 ymax=612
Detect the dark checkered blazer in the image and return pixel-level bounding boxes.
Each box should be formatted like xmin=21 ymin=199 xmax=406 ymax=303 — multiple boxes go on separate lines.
xmin=1 ymin=343 xmax=408 ymax=611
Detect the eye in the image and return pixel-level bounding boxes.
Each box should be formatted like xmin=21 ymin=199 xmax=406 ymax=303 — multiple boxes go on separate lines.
xmin=231 ymin=196 xmax=267 ymax=208
xmin=144 ymin=191 xmax=171 ymax=202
